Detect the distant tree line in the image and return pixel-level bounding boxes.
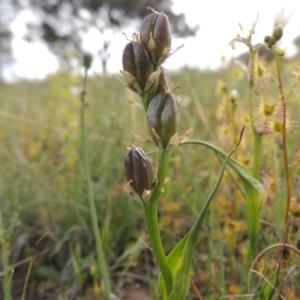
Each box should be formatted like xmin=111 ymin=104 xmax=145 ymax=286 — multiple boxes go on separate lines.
xmin=0 ymin=0 xmax=198 ymax=78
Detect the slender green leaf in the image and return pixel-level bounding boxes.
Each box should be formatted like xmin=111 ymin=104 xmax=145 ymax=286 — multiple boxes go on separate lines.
xmin=182 ymin=140 xmax=264 ymax=260
xmin=159 ymin=232 xmax=190 ymax=299
xmin=244 ymin=181 xmax=261 ymax=259
xmin=166 ymin=132 xmax=244 ymax=300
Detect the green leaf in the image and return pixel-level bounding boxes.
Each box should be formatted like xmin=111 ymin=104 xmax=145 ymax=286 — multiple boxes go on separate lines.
xmin=165 ymin=133 xmax=244 ymax=300
xmin=244 ymin=181 xmax=261 ymax=259
xmin=183 ymin=140 xmax=263 ymax=193
xmin=182 ymin=140 xmax=264 ymax=260
xmin=159 ymin=232 xmax=190 ymax=300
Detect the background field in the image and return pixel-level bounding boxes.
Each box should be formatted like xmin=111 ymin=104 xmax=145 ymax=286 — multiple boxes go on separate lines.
xmin=1 ymin=58 xmax=300 ymax=299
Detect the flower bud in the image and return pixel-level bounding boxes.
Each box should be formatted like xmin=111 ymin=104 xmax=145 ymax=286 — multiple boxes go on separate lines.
xmin=122 ymin=41 xmax=153 ymax=94
xmin=140 ymin=12 xmax=171 ymax=66
xmin=290 ymin=202 xmax=300 ymax=217
xmin=83 ymin=53 xmax=93 ymax=70
xmin=266 ymin=36 xmax=276 ymax=49
xmin=275 ymin=48 xmax=285 ymax=56
xmin=263 ymin=102 xmax=275 ymax=117
xmin=264 ymin=35 xmax=271 ymax=44
xmin=124 ymin=147 xmax=154 ymax=200
xmin=272 ymin=25 xmax=283 ymax=41
xmin=147 ymin=92 xmax=180 ymax=150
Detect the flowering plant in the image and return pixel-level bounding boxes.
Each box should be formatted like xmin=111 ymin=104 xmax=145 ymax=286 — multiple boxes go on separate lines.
xmin=119 ymin=8 xmax=262 ymax=300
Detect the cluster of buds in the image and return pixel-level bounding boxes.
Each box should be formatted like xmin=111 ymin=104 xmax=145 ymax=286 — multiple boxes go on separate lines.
xmin=121 ymin=8 xmax=182 ymax=200
xmin=264 ymin=9 xmax=291 ymax=49
xmin=264 ymin=28 xmax=283 ymax=49
xmin=120 ymin=9 xmax=176 ymax=106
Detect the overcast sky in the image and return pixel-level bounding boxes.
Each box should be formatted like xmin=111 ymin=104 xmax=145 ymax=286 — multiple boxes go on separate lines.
xmin=3 ymin=0 xmax=300 ymax=82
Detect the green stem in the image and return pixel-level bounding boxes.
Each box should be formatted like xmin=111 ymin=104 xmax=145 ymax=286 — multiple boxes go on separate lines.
xmin=80 ymin=69 xmax=111 ymax=300
xmin=248 ymin=48 xmax=262 ymax=179
xmin=275 ymin=54 xmax=291 ymax=225
xmin=0 ymin=213 xmax=11 ymax=300
xmin=21 ymin=233 xmax=47 ymax=300
xmin=253 ymin=133 xmax=262 ymax=179
xmin=246 ymin=48 xmax=261 ymax=260
xmin=143 ymin=149 xmax=173 ymax=296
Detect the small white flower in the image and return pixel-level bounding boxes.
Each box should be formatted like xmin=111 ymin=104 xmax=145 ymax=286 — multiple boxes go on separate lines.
xmin=230 ymin=89 xmax=239 ymax=100
xmin=273 ymin=9 xmax=291 ymax=30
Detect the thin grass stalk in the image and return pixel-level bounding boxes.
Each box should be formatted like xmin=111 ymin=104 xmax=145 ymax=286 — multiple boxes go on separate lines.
xmin=0 ymin=213 xmax=11 ymax=300
xmin=21 ymin=232 xmax=47 ymax=300
xmin=248 ymin=242 xmax=300 ymax=297
xmin=80 ymin=68 xmax=111 ymax=300
xmin=20 ymin=256 xmax=34 ymax=300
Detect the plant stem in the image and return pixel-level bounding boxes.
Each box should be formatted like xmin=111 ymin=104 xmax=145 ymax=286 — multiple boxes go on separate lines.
xmin=143 ymin=149 xmax=173 ymax=296
xmin=245 ymin=48 xmax=261 ymax=260
xmin=248 ymin=48 xmax=262 ymax=179
xmin=21 ymin=233 xmax=47 ymax=300
xmin=80 ymin=69 xmax=111 ymax=300
xmin=253 ymin=133 xmax=262 ymax=179
xmin=275 ymin=54 xmax=291 ymax=224
xmin=0 ymin=213 xmax=11 ymax=300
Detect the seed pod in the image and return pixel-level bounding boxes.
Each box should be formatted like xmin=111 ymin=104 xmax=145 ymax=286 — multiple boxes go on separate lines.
xmin=267 ymin=36 xmax=276 ymax=49
xmin=124 ymin=147 xmax=154 ymax=199
xmin=272 ymin=25 xmax=283 ymax=41
xmin=264 ymin=35 xmax=271 ymax=44
xmin=147 ymin=92 xmax=180 ymax=149
xmin=140 ymin=12 xmax=171 ymax=66
xmin=122 ymin=41 xmax=153 ymax=93
xmin=83 ymin=53 xmax=93 ymax=70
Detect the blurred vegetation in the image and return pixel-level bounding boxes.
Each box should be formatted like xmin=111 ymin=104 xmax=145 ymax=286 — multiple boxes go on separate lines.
xmin=0 ymin=1 xmax=198 ymax=79
xmin=1 ymin=58 xmax=300 ymax=299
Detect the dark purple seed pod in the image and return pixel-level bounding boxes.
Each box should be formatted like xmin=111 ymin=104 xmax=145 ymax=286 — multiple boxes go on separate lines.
xmin=124 ymin=147 xmax=154 ymax=198
xmin=122 ymin=41 xmax=153 ymax=93
xmin=147 ymin=92 xmax=180 ymax=149
xmin=140 ymin=12 xmax=171 ymax=65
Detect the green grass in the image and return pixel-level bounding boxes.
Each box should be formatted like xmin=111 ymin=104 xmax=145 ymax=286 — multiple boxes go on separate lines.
xmin=0 ymin=61 xmax=300 ymax=299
